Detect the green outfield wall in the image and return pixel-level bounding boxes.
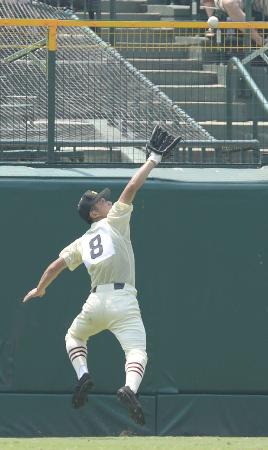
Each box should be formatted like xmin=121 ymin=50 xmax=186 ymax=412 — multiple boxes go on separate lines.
xmin=1 ymin=169 xmax=268 ymax=436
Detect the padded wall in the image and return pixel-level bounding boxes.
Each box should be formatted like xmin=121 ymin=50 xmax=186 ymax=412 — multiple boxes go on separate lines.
xmin=1 ymin=176 xmax=268 ymax=435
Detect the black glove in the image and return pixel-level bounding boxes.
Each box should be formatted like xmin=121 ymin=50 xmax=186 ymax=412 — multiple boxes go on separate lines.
xmin=146 ymin=125 xmax=182 ymax=164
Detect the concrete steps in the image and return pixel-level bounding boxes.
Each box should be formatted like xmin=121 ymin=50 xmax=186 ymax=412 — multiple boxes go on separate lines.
xmin=100 ymin=0 xmax=147 ymax=13
xmin=118 ymin=47 xmax=189 ymax=59
xmin=177 ymin=101 xmax=248 ymax=122
xmin=100 ymin=12 xmax=161 ymax=20
xmin=160 ymin=84 xmax=227 ymax=102
xmin=141 ymin=69 xmax=218 ymax=85
xmin=148 ymin=4 xmax=191 ymax=18
xmin=128 ymin=58 xmax=203 ymax=70
xmin=122 ymin=118 xmax=268 ymax=149
xmin=107 ymin=29 xmax=175 ymax=44
xmin=126 ymin=99 xmax=252 ymax=122
xmin=111 ymin=32 xmax=205 ymax=46
xmin=103 ymin=32 xmax=205 ymax=46
xmin=147 ymin=1 xmax=208 ymax=19
xmin=126 ymin=100 xmax=244 ymax=121
xmin=200 ymin=121 xmax=268 ymax=147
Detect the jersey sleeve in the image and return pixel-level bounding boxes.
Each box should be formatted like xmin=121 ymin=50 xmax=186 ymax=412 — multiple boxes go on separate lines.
xmin=59 ymin=238 xmax=83 ymax=271
xmin=107 ymin=201 xmax=133 ymax=235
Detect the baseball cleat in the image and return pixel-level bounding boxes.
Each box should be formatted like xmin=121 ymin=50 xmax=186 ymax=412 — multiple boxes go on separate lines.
xmin=117 ymin=385 xmax=145 ymax=426
xmin=72 ymin=372 xmax=94 ymax=408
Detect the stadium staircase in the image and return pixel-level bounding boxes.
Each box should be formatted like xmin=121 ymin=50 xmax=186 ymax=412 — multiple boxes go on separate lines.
xmin=75 ymin=0 xmax=198 ymax=21
xmin=83 ymin=0 xmax=268 ymax=152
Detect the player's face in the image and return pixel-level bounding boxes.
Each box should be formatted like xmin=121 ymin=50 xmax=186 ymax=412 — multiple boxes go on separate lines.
xmin=92 ymin=197 xmax=112 ymax=219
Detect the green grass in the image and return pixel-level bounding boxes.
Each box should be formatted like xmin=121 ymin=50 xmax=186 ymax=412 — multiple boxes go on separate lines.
xmin=1 ymin=437 xmax=268 ymax=450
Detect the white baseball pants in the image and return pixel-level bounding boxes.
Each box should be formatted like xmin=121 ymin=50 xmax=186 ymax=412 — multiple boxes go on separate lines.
xmin=66 ymin=283 xmax=146 ymax=355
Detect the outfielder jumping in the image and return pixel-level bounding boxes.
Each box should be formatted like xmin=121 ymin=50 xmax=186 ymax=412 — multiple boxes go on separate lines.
xmin=23 ymin=126 xmax=181 ymax=425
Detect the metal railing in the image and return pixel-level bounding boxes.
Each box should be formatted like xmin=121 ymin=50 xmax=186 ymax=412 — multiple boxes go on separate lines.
xmin=226 ymin=48 xmax=268 ymax=141
xmin=0 ymin=140 xmax=261 ymax=167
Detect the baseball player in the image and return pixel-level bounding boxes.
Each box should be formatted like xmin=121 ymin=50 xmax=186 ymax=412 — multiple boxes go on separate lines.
xmin=23 ymin=126 xmax=181 ymax=425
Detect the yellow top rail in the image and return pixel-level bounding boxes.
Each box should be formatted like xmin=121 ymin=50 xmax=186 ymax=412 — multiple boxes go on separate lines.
xmin=1 ymin=18 xmax=268 ymax=29
xmin=1 ymin=18 xmax=267 ymax=50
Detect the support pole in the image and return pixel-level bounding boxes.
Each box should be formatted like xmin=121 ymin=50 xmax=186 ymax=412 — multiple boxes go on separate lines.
xmin=47 ymin=25 xmax=57 ymax=163
xmin=226 ymin=61 xmax=234 ymax=140
xmin=109 ymin=0 xmax=116 ymax=45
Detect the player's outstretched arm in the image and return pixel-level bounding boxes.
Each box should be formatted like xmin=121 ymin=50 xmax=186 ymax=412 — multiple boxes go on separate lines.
xmin=22 ymin=257 xmax=67 ymax=303
xmin=119 ymin=125 xmax=181 ymax=205
xmin=119 ymin=159 xmax=156 ymax=205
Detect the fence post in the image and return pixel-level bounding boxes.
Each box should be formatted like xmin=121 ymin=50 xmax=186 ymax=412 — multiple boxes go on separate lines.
xmin=109 ymin=0 xmax=116 ymax=45
xmin=226 ymin=60 xmax=233 ymax=140
xmin=95 ymin=0 xmax=102 ymax=20
xmin=47 ymin=24 xmax=57 ymax=163
xmin=191 ymin=0 xmax=200 ymax=20
xmin=245 ymin=0 xmax=252 ymax=20
xmin=244 ymin=0 xmax=252 ymax=51
xmin=110 ymin=0 xmax=116 ymax=19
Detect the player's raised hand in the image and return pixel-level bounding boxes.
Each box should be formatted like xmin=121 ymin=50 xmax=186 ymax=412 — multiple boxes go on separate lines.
xmin=22 ymin=287 xmax=46 ymax=303
xmin=146 ymin=125 xmax=182 ymax=165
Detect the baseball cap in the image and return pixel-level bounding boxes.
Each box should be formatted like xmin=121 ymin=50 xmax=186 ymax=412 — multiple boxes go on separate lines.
xmin=77 ymin=188 xmax=111 ymax=224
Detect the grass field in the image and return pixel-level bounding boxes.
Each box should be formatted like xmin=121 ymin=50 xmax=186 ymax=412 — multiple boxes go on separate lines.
xmin=1 ymin=437 xmax=268 ymax=450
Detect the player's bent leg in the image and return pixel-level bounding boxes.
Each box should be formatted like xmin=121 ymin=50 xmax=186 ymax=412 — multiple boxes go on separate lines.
xmin=111 ymin=310 xmax=147 ymax=392
xmin=65 ymin=295 xmax=105 ymax=408
xmin=65 ymin=293 xmax=104 ymax=364
xmin=117 ymin=348 xmax=147 ymax=426
xmin=109 ymin=292 xmax=147 ymax=387
xmin=111 ymin=311 xmax=147 ymax=393
xmin=65 ymin=333 xmax=94 ymax=408
xmin=109 ymin=288 xmax=147 ymax=423
xmin=125 ymin=348 xmax=148 ymax=394
xmin=65 ymin=334 xmax=88 ymax=379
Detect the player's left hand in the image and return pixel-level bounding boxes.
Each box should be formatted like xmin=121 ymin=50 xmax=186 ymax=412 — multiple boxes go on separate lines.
xmin=22 ymin=287 xmax=46 ymax=303
xmin=146 ymin=125 xmax=182 ymax=164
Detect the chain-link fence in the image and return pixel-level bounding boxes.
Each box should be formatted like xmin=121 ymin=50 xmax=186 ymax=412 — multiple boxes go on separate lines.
xmin=0 ymin=1 xmax=267 ymax=166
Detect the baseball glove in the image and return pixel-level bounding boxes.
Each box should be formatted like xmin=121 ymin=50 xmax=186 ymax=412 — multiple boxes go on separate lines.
xmin=146 ymin=125 xmax=182 ymax=160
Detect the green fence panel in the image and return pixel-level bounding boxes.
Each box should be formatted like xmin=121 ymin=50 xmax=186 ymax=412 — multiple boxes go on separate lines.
xmin=1 ymin=177 xmax=268 ymax=396
xmin=0 ymin=393 xmax=155 ymax=436
xmin=157 ymin=394 xmax=268 ymax=436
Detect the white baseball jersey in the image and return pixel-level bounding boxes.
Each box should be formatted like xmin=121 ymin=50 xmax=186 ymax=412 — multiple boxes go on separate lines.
xmin=59 ymin=201 xmax=135 ymax=289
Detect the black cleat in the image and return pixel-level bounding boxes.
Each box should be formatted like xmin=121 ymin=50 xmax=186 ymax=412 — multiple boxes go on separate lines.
xmin=72 ymin=373 xmax=94 ymax=409
xmin=117 ymin=385 xmax=145 ymax=426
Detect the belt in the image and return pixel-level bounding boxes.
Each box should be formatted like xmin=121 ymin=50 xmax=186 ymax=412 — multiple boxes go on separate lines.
xmin=91 ymin=282 xmax=125 ymax=293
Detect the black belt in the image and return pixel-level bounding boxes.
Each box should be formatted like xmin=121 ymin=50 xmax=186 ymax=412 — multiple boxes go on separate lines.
xmin=91 ymin=283 xmax=125 ymax=293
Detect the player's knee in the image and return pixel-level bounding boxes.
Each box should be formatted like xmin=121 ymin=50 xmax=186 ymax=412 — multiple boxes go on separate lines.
xmin=125 ymin=349 xmax=148 ymax=368
xmin=65 ymin=332 xmax=86 ymax=352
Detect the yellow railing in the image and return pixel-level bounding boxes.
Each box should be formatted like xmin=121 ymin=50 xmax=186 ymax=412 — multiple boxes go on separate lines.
xmin=1 ymin=18 xmax=268 ymax=28
xmin=1 ymin=18 xmax=268 ymax=50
